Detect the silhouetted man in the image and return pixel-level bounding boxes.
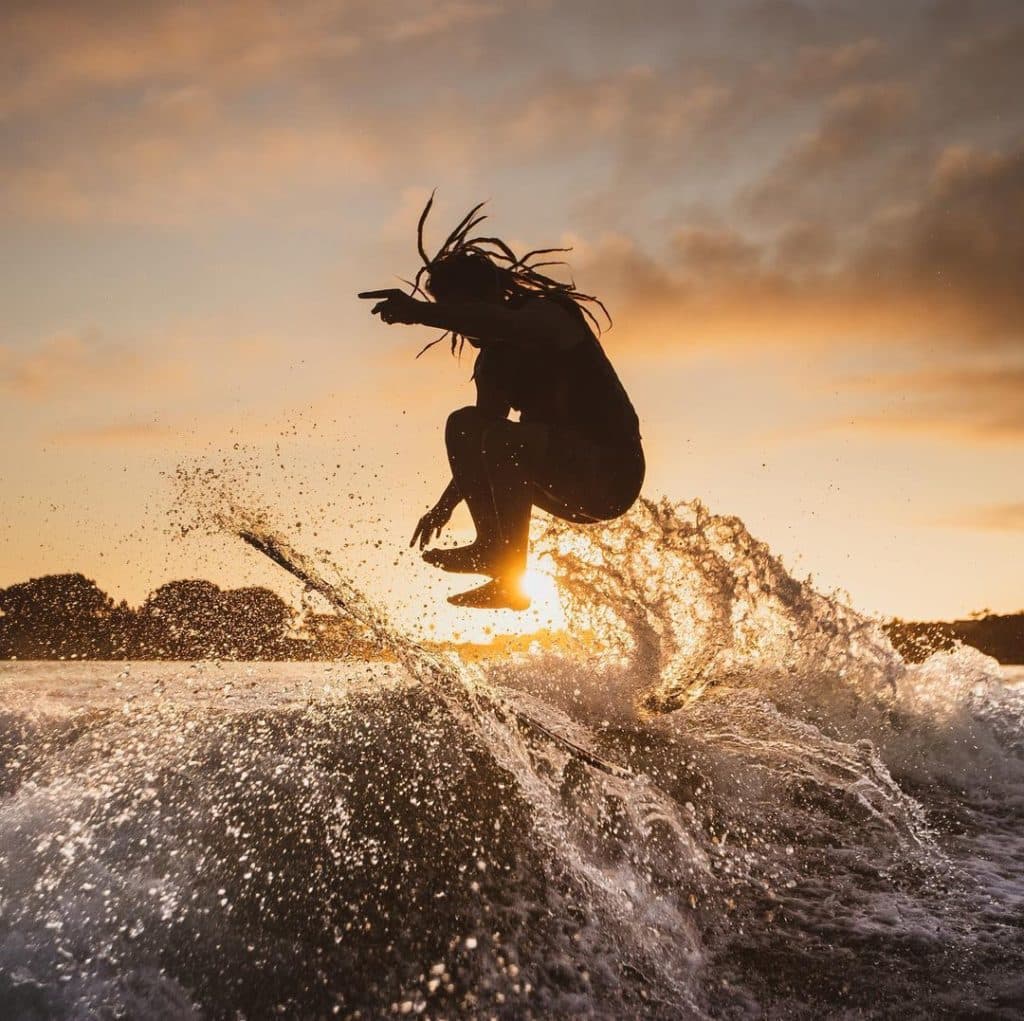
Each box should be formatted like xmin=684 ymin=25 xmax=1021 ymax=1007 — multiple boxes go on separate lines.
xmin=361 ymin=198 xmax=643 ymax=610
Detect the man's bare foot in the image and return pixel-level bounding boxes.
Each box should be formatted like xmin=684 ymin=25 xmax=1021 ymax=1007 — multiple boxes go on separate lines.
xmin=423 ymin=543 xmax=497 ymax=574
xmin=448 ymin=577 xmax=530 ymax=611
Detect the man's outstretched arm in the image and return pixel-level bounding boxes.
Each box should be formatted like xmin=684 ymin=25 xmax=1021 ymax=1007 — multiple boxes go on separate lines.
xmin=360 ymin=289 xmax=579 ymax=350
xmin=416 ymin=298 xmax=579 ymax=350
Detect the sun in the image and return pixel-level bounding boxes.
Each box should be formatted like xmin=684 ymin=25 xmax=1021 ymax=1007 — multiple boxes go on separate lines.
xmin=518 ymin=555 xmax=564 ymax=628
xmin=415 ymin=540 xmax=566 ymax=644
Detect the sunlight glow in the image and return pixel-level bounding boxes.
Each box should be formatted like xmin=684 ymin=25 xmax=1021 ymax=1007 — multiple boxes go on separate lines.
xmin=520 ymin=555 xmax=563 ymax=627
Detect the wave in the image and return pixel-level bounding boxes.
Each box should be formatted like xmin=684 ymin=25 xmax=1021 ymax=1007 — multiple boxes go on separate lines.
xmin=1 ymin=498 xmax=1022 ymax=1018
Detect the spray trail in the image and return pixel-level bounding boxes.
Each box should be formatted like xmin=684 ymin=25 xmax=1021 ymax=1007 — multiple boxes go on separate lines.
xmin=1 ymin=491 xmax=1022 ymax=1017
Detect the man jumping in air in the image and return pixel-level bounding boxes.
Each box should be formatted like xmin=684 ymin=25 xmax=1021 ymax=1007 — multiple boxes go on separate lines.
xmin=360 ymin=196 xmax=644 ymax=610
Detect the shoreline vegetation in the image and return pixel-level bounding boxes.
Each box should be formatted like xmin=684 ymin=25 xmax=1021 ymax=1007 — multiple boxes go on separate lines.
xmin=1 ymin=572 xmax=1022 ymax=665
xmin=0 ymin=572 xmax=577 ymax=663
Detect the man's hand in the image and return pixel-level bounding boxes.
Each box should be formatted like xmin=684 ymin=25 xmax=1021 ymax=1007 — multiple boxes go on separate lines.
xmin=410 ymin=500 xmax=454 ymax=549
xmin=358 ymin=288 xmax=422 ymax=325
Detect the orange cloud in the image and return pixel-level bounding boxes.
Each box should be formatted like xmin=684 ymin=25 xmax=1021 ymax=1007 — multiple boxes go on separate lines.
xmin=0 ymin=114 xmax=389 ymax=225
xmin=0 ymin=2 xmax=362 ymax=117
xmin=574 ymin=142 xmax=1024 ymax=355
xmin=844 ymin=367 xmax=1024 ymax=440
xmin=48 ymin=421 xmax=180 ymax=446
xmin=0 ymin=332 xmax=186 ymax=398
xmin=943 ymin=503 xmax=1024 ymax=532
xmin=0 ymin=0 xmax=510 ymax=120
xmin=954 ymin=503 xmax=1024 ymax=532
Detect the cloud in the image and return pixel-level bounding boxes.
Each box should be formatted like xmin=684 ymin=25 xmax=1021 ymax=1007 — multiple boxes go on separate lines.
xmin=0 ymin=0 xmax=510 ymax=120
xmin=386 ymin=0 xmax=499 ymax=40
xmin=0 ymin=332 xmax=186 ymax=398
xmin=846 ymin=367 xmax=1024 ymax=440
xmin=48 ymin=421 xmax=180 ymax=446
xmin=0 ymin=330 xmax=289 ymax=418
xmin=747 ymin=83 xmax=914 ymax=213
xmin=0 ymin=0 xmax=515 ymax=223
xmin=786 ymin=37 xmax=886 ymax=90
xmin=569 ymin=4 xmax=1022 ymax=228
xmin=859 ymin=145 xmax=1024 ymax=337
xmin=503 ymin=66 xmax=731 ymax=156
xmin=0 ymin=111 xmax=389 ymax=224
xmin=943 ymin=503 xmax=1024 ymax=533
xmin=2 ymin=0 xmax=1020 ymax=238
xmin=0 ymin=2 xmax=362 ymax=117
xmin=0 ymin=55 xmax=733 ymax=226
xmin=572 ymin=140 xmax=1024 ymax=358
xmin=671 ymin=227 xmax=762 ymax=278
xmin=1 ymin=0 xmax=1022 ymax=369
xmin=927 ymin=19 xmax=1024 ymax=128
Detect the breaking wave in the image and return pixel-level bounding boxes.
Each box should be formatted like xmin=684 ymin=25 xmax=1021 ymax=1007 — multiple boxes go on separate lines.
xmin=1 ymin=498 xmax=1022 ymax=1018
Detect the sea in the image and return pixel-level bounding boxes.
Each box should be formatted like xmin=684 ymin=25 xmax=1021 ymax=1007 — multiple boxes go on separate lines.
xmin=1 ymin=498 xmax=1022 ymax=1018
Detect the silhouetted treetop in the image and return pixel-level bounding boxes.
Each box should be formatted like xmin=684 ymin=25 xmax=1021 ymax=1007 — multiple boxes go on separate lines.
xmin=0 ymin=574 xmax=115 ymax=659
xmin=0 ymin=573 xmax=373 ymax=661
xmin=0 ymin=573 xmax=113 ymax=621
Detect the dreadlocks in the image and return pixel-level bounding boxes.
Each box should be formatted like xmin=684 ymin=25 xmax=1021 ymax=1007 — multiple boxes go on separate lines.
xmin=407 ymin=192 xmax=612 ymax=359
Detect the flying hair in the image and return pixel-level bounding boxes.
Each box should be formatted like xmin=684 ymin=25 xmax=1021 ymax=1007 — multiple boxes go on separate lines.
xmin=407 ymin=192 xmax=612 ymax=359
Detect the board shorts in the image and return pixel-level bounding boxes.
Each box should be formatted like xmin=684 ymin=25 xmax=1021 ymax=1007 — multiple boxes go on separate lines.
xmin=531 ymin=425 xmax=645 ymax=524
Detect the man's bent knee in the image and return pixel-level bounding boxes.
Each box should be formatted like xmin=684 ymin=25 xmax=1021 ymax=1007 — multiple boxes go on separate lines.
xmin=445 ymin=406 xmax=485 ymax=448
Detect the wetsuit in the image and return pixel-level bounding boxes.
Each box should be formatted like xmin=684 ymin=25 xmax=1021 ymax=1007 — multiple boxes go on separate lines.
xmin=473 ymin=299 xmax=644 ymax=523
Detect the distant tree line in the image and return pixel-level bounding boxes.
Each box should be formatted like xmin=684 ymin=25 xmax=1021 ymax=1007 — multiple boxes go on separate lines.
xmin=0 ymin=574 xmax=384 ymax=661
xmin=3 ymin=572 xmax=1022 ymax=664
xmin=885 ymin=613 xmax=1024 ymax=665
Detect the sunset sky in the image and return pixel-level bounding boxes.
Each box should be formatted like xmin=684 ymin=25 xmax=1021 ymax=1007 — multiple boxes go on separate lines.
xmin=2 ymin=0 xmax=1022 ymax=635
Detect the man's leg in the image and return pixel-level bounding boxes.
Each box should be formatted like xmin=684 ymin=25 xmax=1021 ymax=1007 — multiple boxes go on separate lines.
xmin=429 ymin=411 xmax=543 ymax=573
xmin=478 ymin=421 xmax=542 ymax=579
xmin=423 ymin=406 xmax=502 ymax=574
xmin=445 ymin=420 xmax=545 ymax=611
